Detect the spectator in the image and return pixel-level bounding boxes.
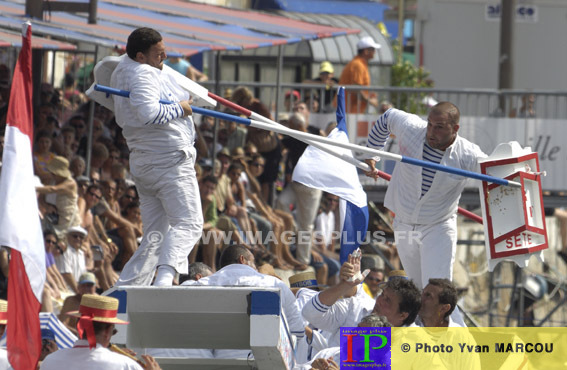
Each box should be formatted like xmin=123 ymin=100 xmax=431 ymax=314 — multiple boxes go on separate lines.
xmin=191 ymin=175 xmax=224 ymax=271
xmin=39 ymin=328 xmax=59 ymax=362
xmin=362 ymin=267 xmax=385 ymax=299
xmin=306 ymin=61 xmax=339 ymax=113
xmin=44 ymin=231 xmax=71 ymax=299
xmin=36 ymin=156 xmax=81 ymax=238
xmin=69 ymin=155 xmax=86 ymax=178
xmin=338 ymin=36 xmax=381 ymax=113
xmin=302 ymin=254 xmax=421 ymax=347
xmin=33 ymin=130 xmax=56 ymax=184
xmin=59 ymin=272 xmax=98 ymax=336
xmin=0 ymin=300 xmax=10 ymax=367
xmin=245 ymin=153 xmax=306 ymax=270
xmin=179 ymin=262 xmax=213 ymax=284
xmin=56 ymin=226 xmax=89 ymax=293
xmin=41 ymin=295 xmax=160 ymax=369
xmin=277 ymin=110 xmax=323 ymax=266
xmin=182 ymin=244 xmax=305 ymax=359
xmin=313 ymin=193 xmax=341 ymax=286
xmin=164 ymin=56 xmax=208 ymax=82
xmin=284 ymin=90 xmax=300 ymax=112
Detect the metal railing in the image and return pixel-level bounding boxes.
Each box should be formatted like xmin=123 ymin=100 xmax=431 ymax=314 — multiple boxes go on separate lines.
xmin=202 ymin=81 xmax=567 ymax=119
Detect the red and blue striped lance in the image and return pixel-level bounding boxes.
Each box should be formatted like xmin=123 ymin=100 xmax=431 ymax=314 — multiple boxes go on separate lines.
xmin=94 ymin=84 xmax=521 ymax=189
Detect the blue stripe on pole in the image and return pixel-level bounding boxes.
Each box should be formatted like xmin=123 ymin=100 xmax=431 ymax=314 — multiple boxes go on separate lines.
xmin=400 ymin=156 xmax=511 ymax=186
xmin=191 ymin=107 xmax=252 ymax=126
xmin=94 ymin=84 xmax=252 ymax=126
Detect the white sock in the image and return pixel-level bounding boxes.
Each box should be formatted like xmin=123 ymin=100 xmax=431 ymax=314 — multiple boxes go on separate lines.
xmin=153 ymin=265 xmax=176 ymax=286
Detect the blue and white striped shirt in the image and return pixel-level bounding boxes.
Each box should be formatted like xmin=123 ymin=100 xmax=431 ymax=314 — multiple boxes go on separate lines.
xmin=421 ymin=143 xmax=445 ymax=197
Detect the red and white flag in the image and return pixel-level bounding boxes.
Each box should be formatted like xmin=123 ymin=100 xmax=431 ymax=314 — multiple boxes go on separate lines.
xmin=0 ymin=22 xmax=46 ymax=369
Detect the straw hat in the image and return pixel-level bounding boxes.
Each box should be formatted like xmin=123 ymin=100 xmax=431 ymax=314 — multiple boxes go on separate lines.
xmin=289 ymin=271 xmax=325 ymax=290
xmin=47 ymin=155 xmax=72 ymax=178
xmin=378 ymin=270 xmax=408 ymax=287
xmin=67 ymin=294 xmax=128 ymax=324
xmin=0 ymin=299 xmax=7 ymax=325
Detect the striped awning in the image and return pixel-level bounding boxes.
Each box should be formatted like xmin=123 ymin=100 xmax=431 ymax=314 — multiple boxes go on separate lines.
xmin=0 ymin=28 xmax=76 ymax=50
xmin=0 ymin=0 xmax=359 ymax=55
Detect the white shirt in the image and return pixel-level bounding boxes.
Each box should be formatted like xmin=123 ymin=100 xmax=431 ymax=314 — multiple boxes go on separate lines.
xmin=367 ymin=108 xmax=486 ymax=224
xmin=182 ymin=264 xmax=305 ymax=339
xmin=56 ymin=245 xmax=86 ymax=289
xmin=314 ymin=211 xmax=334 ymax=247
xmin=40 ymin=340 xmax=143 ymax=369
xmin=110 ymin=56 xmax=195 ymax=154
xmin=301 ymin=285 xmax=375 ymax=347
xmin=0 ymin=348 xmax=12 ymax=370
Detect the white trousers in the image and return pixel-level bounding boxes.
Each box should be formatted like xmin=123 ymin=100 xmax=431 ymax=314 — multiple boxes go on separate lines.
xmin=276 ymin=182 xmax=322 ymax=264
xmin=116 ymin=148 xmax=203 ymax=286
xmin=393 ymin=214 xmax=457 ymax=290
xmin=394 ymin=214 xmax=466 ymax=326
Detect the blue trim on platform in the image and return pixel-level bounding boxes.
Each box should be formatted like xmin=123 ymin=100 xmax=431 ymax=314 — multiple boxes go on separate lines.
xmin=107 ymin=290 xmax=128 ymax=314
xmin=250 ymin=291 xmax=281 ymax=316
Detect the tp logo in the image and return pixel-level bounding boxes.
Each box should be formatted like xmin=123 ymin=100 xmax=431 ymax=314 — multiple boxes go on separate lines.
xmin=340 ymin=327 xmax=391 ymax=369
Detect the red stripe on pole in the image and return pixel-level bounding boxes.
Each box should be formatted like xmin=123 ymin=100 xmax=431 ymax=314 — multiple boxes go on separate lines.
xmin=377 ymin=171 xmax=483 ymax=225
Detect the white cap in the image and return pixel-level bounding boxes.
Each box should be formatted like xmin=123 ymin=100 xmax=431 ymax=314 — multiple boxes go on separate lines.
xmin=356 ymin=36 xmax=381 ymax=50
xmin=67 ymin=225 xmax=88 ymax=236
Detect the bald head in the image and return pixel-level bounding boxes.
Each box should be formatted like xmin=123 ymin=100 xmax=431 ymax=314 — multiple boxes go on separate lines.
xmin=430 ymin=102 xmax=460 ymax=126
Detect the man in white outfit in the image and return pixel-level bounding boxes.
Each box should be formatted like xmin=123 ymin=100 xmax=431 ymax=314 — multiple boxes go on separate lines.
xmin=364 ymin=102 xmax=485 ymax=326
xmin=302 ymin=255 xmax=421 ymax=348
xmin=364 ymin=102 xmax=486 ymax=288
xmin=111 ymin=27 xmax=203 ymax=286
xmin=182 ymin=245 xmax=305 ymax=360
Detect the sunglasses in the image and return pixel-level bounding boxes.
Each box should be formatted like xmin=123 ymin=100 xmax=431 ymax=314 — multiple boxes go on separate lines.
xmin=89 ymin=192 xmax=102 ymax=200
xmin=45 ymin=239 xmax=57 ymax=245
xmin=70 ymin=234 xmax=85 ymax=240
xmin=366 ymin=277 xmax=383 ymax=283
xmin=124 ymin=194 xmax=137 ymax=200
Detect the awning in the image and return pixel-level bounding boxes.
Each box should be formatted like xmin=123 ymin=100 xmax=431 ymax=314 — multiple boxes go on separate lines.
xmin=0 ymin=28 xmax=76 ymax=50
xmin=0 ymin=0 xmax=360 ymax=54
xmin=276 ymin=11 xmax=394 ymax=65
xmin=253 ymin=0 xmax=399 ymax=39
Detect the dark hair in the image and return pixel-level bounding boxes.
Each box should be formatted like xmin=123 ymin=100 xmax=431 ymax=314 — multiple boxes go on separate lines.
xmin=34 ymin=129 xmax=52 ymax=143
xmin=126 ymin=28 xmax=163 ymax=60
xmin=201 ymin=175 xmax=218 ymax=186
xmin=427 ymin=278 xmax=458 ymax=319
xmin=124 ymin=201 xmax=140 ymax=213
xmin=227 ymin=163 xmax=244 ymax=174
xmin=87 ymin=184 xmax=102 ymax=194
xmin=387 ymin=278 xmax=421 ymax=326
xmin=80 ymin=321 xmax=113 ymax=339
xmin=219 ymin=244 xmax=250 ymax=269
xmin=179 ymin=262 xmax=214 ymax=284
xmin=43 ymin=230 xmax=58 ymax=240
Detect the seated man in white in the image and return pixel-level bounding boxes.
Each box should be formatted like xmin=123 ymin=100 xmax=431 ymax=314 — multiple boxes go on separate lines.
xmin=289 ymin=271 xmax=329 ymax=365
xmin=302 ymin=253 xmax=421 ymax=348
xmin=182 ymin=244 xmax=305 ymax=359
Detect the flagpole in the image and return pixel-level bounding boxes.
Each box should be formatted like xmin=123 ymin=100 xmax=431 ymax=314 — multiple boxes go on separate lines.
xmin=93 ymin=84 xmax=521 ymax=188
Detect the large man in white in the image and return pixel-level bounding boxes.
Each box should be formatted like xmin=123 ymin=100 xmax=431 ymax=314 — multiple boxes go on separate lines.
xmin=110 ymin=27 xmax=203 ymax=286
xmin=365 ymin=102 xmax=486 ymax=324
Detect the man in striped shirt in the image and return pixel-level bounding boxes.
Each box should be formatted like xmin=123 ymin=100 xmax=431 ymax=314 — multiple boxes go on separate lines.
xmin=363 ymin=103 xmax=486 ymax=315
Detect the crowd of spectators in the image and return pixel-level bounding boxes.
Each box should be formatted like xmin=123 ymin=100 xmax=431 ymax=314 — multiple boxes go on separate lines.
xmin=0 ymin=66 xmax=356 ymax=317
